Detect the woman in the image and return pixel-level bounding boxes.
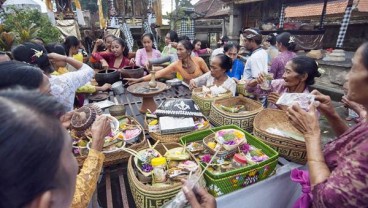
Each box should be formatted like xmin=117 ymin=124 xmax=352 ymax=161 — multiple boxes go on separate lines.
xmin=0 ymin=89 xmax=110 ymax=208
xmin=248 ymin=56 xmax=321 ymax=109
xmin=63 ymin=36 xmax=80 ymax=58
xmin=135 ymin=33 xmax=161 ymax=68
xmin=12 ymin=42 xmax=94 ymax=111
xmin=265 ymin=33 xmax=279 ymax=66
xmin=270 ymin=32 xmax=297 ymax=79
xmin=92 ymin=38 xmax=134 ymax=70
xmin=125 ymin=40 xmax=209 ymax=85
xmin=224 ymin=43 xmax=244 ymax=81
xmin=287 ymin=42 xmax=368 ymax=207
xmin=192 ymin=39 xmax=211 ymax=57
xmin=0 ymin=61 xmax=51 ymax=94
xmin=92 ymin=34 xmax=116 ymax=54
xmin=162 ymin=30 xmax=179 ymax=57
xmin=189 ymin=54 xmax=236 ymax=96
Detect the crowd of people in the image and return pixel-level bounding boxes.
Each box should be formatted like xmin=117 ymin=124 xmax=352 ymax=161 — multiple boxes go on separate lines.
xmin=0 ymin=25 xmax=367 ymax=208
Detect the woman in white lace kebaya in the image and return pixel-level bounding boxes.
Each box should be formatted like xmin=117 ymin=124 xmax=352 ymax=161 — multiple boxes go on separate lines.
xmin=12 ymin=42 xmax=94 ymax=111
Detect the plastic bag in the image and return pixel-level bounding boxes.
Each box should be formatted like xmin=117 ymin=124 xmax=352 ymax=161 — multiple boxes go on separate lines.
xmin=276 ymin=93 xmax=315 ymax=110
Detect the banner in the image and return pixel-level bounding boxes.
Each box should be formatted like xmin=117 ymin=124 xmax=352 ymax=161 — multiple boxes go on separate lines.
xmin=74 ymin=0 xmax=86 ymax=26
xmin=45 ymin=0 xmax=56 ymax=25
xmin=98 ymin=0 xmax=107 ymax=29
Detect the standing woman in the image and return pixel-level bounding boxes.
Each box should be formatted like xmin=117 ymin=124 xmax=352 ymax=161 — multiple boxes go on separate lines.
xmin=224 ymin=43 xmax=244 ymax=81
xmin=192 ymin=39 xmax=212 ymax=57
xmin=126 ymin=40 xmax=209 ymax=85
xmin=270 ymin=32 xmax=297 ymax=79
xmin=92 ymin=38 xmax=134 ymax=70
xmin=135 ymin=33 xmax=161 ymax=68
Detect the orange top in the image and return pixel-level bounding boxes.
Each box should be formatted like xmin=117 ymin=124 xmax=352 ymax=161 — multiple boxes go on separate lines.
xmin=144 ymin=56 xmax=209 ymax=83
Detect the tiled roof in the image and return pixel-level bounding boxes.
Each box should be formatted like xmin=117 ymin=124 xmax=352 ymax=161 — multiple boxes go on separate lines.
xmin=194 ymin=0 xmax=228 ymax=18
xmin=194 ymin=0 xmax=213 ymax=14
xmin=285 ymin=0 xmax=368 ymax=18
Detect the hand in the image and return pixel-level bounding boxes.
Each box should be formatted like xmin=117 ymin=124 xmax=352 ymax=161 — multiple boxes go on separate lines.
xmin=256 ymin=73 xmax=266 ymax=85
xmin=124 ymin=78 xmax=142 ymax=85
xmin=183 ymin=185 xmax=216 ymax=208
xmin=95 ymin=39 xmax=103 ymax=46
xmin=90 ymin=115 xmax=111 ymax=151
xmin=101 ymin=60 xmax=109 ymax=69
xmin=206 ymin=48 xmax=212 ymax=54
xmin=60 ymin=111 xmax=74 ymax=129
xmin=129 ymin=58 xmax=135 ymax=66
xmin=342 ymin=96 xmax=367 ymax=119
xmin=100 ymin=83 xmax=112 ymax=91
xmin=311 ymin=90 xmax=336 ymax=117
xmin=287 ymin=102 xmax=321 ymax=141
xmin=170 ymin=42 xmax=178 ymax=48
xmin=189 ymin=79 xmax=197 ymax=89
xmin=268 ymin=92 xmax=280 ymax=104
xmin=48 ymin=53 xmax=67 ymax=62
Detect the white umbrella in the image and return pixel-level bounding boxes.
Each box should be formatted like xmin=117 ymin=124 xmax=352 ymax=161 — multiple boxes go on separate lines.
xmin=3 ymin=0 xmax=42 ymax=12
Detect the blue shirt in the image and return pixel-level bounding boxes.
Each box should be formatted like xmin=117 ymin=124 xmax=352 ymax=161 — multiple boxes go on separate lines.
xmin=227 ymin=59 xmax=245 ymax=80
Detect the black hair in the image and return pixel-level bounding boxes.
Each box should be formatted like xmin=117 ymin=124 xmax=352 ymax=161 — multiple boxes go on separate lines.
xmin=45 ymin=44 xmax=66 ymax=56
xmin=111 ymin=38 xmax=129 ymax=57
xmin=141 ymin=33 xmax=156 ymax=49
xmin=276 ymin=32 xmax=296 ymax=51
xmin=63 ymin=36 xmax=80 ymax=55
xmin=224 ymin=43 xmax=240 ymax=53
xmin=167 ymin=30 xmax=179 ymax=42
xmin=0 ymin=89 xmax=66 ymax=207
xmin=12 ymin=42 xmax=54 ymax=74
xmin=360 ymin=42 xmax=368 ymax=70
xmin=0 ymin=51 xmax=12 ymax=60
xmin=178 ymin=40 xmax=193 ymax=51
xmin=0 ymin=61 xmax=44 ymax=90
xmin=214 ymin=54 xmax=233 ymax=73
xmin=103 ymin=34 xmax=116 ymax=41
xmin=267 ymin=33 xmax=277 ymax=46
xmin=220 ymin=36 xmax=229 ymax=45
xmin=290 ymin=56 xmax=321 ymax=85
xmin=178 ymin=35 xmax=191 ymax=42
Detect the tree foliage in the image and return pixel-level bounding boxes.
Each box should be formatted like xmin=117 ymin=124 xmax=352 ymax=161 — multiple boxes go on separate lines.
xmin=164 ymin=0 xmax=193 ymax=30
xmin=1 ymin=8 xmax=62 ymax=45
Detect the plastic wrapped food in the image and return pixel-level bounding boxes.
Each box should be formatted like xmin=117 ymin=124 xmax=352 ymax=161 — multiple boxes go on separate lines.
xmin=276 ymin=93 xmax=315 ymax=110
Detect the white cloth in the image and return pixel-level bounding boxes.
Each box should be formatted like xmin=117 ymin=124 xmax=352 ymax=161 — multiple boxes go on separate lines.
xmin=50 ymin=64 xmax=94 ymax=111
xmin=210 ymin=47 xmax=224 ymax=61
xmin=243 ymin=48 xmax=268 ymax=79
xmin=193 ymin=72 xmax=236 ymax=96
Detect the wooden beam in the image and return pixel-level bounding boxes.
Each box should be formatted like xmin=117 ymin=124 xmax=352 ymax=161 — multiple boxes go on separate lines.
xmin=319 ymin=0 xmax=328 ymax=29
xmin=154 ymin=0 xmax=163 ymax=26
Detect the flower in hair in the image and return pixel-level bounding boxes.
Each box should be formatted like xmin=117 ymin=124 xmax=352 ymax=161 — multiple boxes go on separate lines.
xmin=288 ymin=36 xmax=295 ymax=44
xmin=30 ymin=49 xmax=43 ymax=63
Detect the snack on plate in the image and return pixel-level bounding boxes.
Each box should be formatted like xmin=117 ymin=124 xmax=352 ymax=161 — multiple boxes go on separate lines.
xmin=219 ymin=104 xmax=245 ymax=113
xmin=164 ymin=147 xmax=190 ymax=160
xmin=177 ymin=160 xmax=198 ymax=172
xmin=276 ymin=93 xmax=315 ymax=110
xmin=215 ymin=129 xmax=246 ymax=151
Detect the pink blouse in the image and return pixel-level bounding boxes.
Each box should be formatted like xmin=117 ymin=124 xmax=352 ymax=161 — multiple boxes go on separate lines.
xmin=135 ymin=48 xmax=161 ymax=67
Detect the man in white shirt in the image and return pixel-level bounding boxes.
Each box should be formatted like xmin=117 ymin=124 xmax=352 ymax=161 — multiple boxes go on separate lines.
xmin=242 ymin=29 xmax=268 ymax=80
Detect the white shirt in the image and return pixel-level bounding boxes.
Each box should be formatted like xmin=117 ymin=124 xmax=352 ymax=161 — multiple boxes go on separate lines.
xmin=210 ymin=47 xmax=224 ymax=61
xmin=243 ymin=48 xmax=268 ymax=79
xmin=193 ymin=72 xmax=236 ymax=96
xmin=50 ymin=64 xmax=94 ymax=111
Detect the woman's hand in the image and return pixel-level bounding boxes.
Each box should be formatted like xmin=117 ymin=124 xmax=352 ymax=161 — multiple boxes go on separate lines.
xmin=170 ymin=42 xmax=178 ymax=49
xmin=129 ymin=58 xmax=135 ymax=66
xmin=206 ymin=48 xmax=212 ymax=54
xmin=287 ymin=102 xmax=321 ymax=142
xmin=100 ymin=59 xmax=109 ymax=69
xmin=268 ymin=92 xmax=280 ymax=104
xmin=256 ymin=73 xmax=265 ymax=85
xmin=90 ymin=115 xmax=111 ymax=151
xmin=311 ymin=90 xmax=336 ymax=117
xmin=189 ymin=80 xmax=197 ymax=89
xmin=97 ymin=83 xmax=112 ymax=91
xmin=183 ymin=185 xmax=216 ymax=208
xmin=60 ymin=111 xmax=75 ymax=129
xmin=124 ymin=78 xmax=142 ymax=85
xmin=342 ymin=95 xmax=367 ymax=118
xmin=95 ymin=39 xmax=103 ymax=46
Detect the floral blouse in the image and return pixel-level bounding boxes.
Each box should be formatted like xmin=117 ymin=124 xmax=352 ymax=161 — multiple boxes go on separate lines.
xmin=312 ymin=121 xmax=368 ymax=207
xmin=269 ymin=51 xmax=296 ymax=79
xmin=135 ymin=48 xmax=161 ymax=67
xmin=72 ymin=149 xmax=105 ymax=208
xmin=50 ymin=64 xmax=94 ymax=111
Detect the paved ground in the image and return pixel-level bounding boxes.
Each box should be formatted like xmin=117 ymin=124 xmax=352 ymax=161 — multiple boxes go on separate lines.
xmin=320 ymin=101 xmax=356 ymax=145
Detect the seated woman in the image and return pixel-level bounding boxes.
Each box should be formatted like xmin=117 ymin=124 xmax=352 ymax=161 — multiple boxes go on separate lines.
xmin=0 ymin=89 xmax=111 ymax=208
xmin=248 ymin=56 xmax=321 ymax=109
xmin=270 ymin=32 xmax=297 ymax=79
xmin=125 ymin=40 xmax=209 ymax=85
xmin=12 ymin=42 xmax=95 ymax=111
xmin=224 ymin=43 xmax=244 ymax=81
xmin=192 ymin=39 xmax=212 ymax=57
xmin=287 ymin=42 xmax=368 ymax=208
xmin=189 ymin=54 xmax=236 ymax=96
xmin=135 ymin=33 xmax=161 ymax=68
xmin=92 ymin=38 xmax=134 ymax=70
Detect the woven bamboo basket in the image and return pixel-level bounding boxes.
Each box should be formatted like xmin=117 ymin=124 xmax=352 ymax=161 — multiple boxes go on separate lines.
xmin=145 ymin=116 xmax=211 ymax=143
xmin=191 ymin=87 xmax=233 ymax=116
xmin=76 ymin=116 xmax=148 ymax=167
xmin=209 ymin=96 xmax=263 ymax=133
xmin=236 ymin=83 xmax=250 ymax=96
xmin=253 ymin=109 xmax=307 ymax=164
xmin=180 ymin=125 xmax=279 ymax=196
xmin=127 ymin=143 xmax=203 ymax=208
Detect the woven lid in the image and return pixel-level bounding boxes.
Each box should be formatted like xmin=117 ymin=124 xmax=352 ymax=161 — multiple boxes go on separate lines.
xmin=233 ymin=154 xmax=247 ymax=164
xmin=151 ymin=157 xmax=167 ymax=167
